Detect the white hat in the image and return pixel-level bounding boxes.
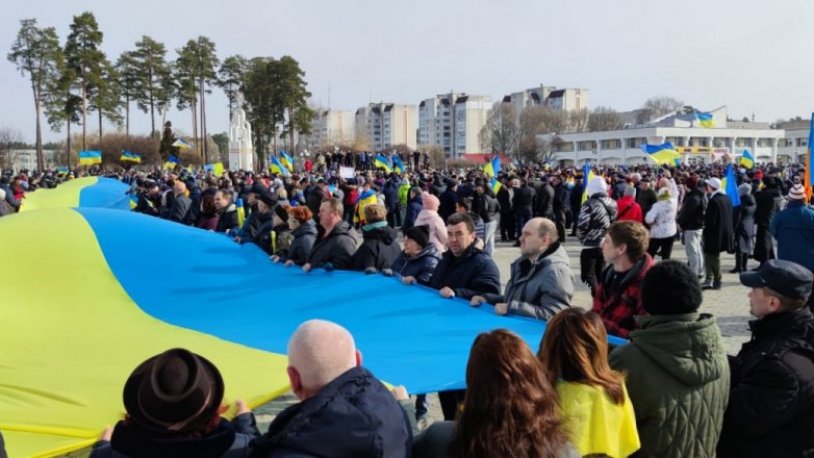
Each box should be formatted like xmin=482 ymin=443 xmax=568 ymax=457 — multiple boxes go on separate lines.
xmin=788 ymin=184 xmax=806 ymax=201
xmin=707 ymin=178 xmax=721 ymax=191
xmin=586 ymin=176 xmax=607 ymax=196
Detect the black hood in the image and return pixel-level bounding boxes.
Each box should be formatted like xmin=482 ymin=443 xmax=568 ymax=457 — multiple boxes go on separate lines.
xmin=362 ymin=225 xmax=398 ymax=244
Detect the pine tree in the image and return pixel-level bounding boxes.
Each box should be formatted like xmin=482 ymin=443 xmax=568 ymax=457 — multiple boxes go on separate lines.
xmin=64 ymin=11 xmax=106 ymax=151
xmin=133 ymin=35 xmax=169 ymax=139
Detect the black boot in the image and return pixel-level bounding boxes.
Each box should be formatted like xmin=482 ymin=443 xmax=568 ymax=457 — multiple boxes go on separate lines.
xmin=729 ymin=253 xmax=742 ymax=273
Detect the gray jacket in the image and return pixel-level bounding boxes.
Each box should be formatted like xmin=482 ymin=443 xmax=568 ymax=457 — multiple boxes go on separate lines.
xmin=483 ymin=242 xmax=574 ymax=320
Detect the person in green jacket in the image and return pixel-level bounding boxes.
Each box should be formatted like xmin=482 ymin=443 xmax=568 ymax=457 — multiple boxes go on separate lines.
xmin=609 ymin=260 xmax=730 ymax=458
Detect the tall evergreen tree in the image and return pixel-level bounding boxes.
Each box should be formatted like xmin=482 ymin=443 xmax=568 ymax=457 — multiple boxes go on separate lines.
xmin=132 ymin=35 xmax=169 ymax=139
xmin=7 ymin=18 xmax=62 ymax=170
xmin=276 ymin=56 xmax=313 ymax=154
xmin=242 ymin=57 xmax=283 ymax=171
xmin=176 ymin=37 xmax=219 ymax=162
xmin=217 ymin=55 xmax=247 ymax=121
xmin=115 ymin=51 xmax=140 ymax=138
xmin=64 ymin=11 xmax=106 ymax=151
xmin=88 ymin=59 xmax=122 ymax=141
xmin=43 ymin=56 xmax=82 ymax=168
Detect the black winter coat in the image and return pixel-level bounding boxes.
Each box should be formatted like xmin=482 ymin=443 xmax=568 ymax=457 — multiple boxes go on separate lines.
xmin=391 ymin=244 xmax=441 ymax=286
xmin=438 ymin=189 xmax=458 ymax=221
xmin=250 ymin=367 xmax=412 ymax=458
xmin=718 ymin=309 xmax=814 ymax=457
xmin=216 ymin=206 xmax=239 ymax=233
xmin=734 ymin=193 xmax=756 ymax=254
xmin=429 ymin=244 xmax=501 ymax=300
xmin=534 ymin=183 xmax=555 ymax=218
xmin=403 ymin=195 xmax=423 ymax=230
xmin=90 ymin=414 xmax=258 ymax=458
xmin=512 ymin=185 xmax=535 ymax=217
xmin=305 ymin=186 xmax=325 ymax=218
xmin=754 ymin=187 xmax=782 ymax=227
xmin=677 ymin=188 xmax=706 ymax=230
xmin=703 ymin=193 xmax=735 ymax=254
xmin=351 ymin=226 xmax=402 ymax=271
xmin=306 ymin=221 xmax=358 ymax=269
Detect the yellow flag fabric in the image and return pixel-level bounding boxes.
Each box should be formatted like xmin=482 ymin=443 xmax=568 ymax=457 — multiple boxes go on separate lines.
xmin=19 ymin=177 xmax=96 ymax=212
xmin=556 ymin=381 xmax=640 ymax=458
xmin=0 ymin=209 xmax=289 ymax=457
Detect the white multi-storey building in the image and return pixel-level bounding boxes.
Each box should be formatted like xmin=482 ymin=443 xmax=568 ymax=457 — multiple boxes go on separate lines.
xmin=355 ymin=103 xmax=417 ymax=151
xmin=543 ymin=107 xmax=792 ymax=166
xmin=776 ymin=120 xmax=810 ymax=162
xmin=306 ymin=110 xmax=355 ymax=147
xmin=418 ymin=92 xmax=492 ymax=158
xmin=504 ymin=84 xmax=590 ymax=116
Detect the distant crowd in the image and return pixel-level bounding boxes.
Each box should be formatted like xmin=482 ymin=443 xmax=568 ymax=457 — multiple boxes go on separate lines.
xmin=2 ymin=158 xmax=814 ymax=457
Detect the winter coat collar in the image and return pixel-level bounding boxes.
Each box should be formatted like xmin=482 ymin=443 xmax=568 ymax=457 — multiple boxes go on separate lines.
xmin=110 ymin=418 xmax=236 ymax=458
xmin=749 ymin=308 xmax=814 ymax=346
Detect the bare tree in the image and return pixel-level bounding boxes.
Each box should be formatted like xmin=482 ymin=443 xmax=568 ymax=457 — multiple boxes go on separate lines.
xmin=636 ymin=96 xmax=684 ymax=124
xmin=567 ymin=108 xmax=590 ymax=133
xmin=588 ymin=106 xmax=624 ymax=132
xmin=0 ymin=127 xmax=24 ymax=170
xmin=480 ymin=102 xmax=519 ymax=156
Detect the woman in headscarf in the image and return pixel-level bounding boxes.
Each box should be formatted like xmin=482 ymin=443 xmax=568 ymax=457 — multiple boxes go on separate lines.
xmin=413 ymin=192 xmax=447 ymax=253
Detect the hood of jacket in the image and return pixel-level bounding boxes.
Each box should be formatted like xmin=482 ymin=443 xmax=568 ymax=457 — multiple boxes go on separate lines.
xmin=292 ymin=218 xmax=318 ymax=237
xmin=630 ymin=313 xmax=726 ymax=386
xmin=362 ymin=225 xmax=398 ymax=244
xmin=512 ymin=241 xmax=569 ymax=275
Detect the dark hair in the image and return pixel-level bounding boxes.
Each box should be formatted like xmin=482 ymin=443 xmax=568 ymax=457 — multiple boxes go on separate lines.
xmin=642 ymin=260 xmax=702 ymax=315
xmin=539 ymin=308 xmax=625 ymax=405
xmin=201 ymin=195 xmax=217 ymax=217
xmin=606 ymin=220 xmax=650 ymax=261
xmin=456 ymin=197 xmax=473 ymax=212
xmin=447 ymin=212 xmax=475 ymax=234
xmin=451 ymin=330 xmax=568 ymax=458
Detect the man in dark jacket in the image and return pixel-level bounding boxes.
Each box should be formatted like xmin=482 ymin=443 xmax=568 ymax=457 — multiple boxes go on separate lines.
xmin=718 ymin=260 xmax=814 ymax=457
xmin=551 ymin=175 xmax=569 ymax=242
xmin=214 ymin=189 xmax=239 ymax=233
xmin=753 ymin=176 xmax=783 ymax=266
xmin=610 ymin=261 xmax=730 ymax=458
xmin=305 ymin=179 xmax=326 ymax=219
xmin=425 ymin=212 xmax=501 ymax=421
xmin=702 ymin=178 xmax=735 ymax=290
xmin=351 ymin=203 xmax=401 ymax=271
xmin=438 ymin=180 xmax=459 ymax=222
xmin=383 ymin=175 xmax=401 ymax=228
xmin=497 ymin=177 xmax=515 ymax=241
xmin=161 ymin=180 xmax=192 ymax=224
xmin=534 ymin=176 xmax=555 ymax=219
xmin=677 ymin=174 xmax=706 ymax=278
xmin=471 ymin=217 xmax=573 ymax=320
xmin=303 ymin=198 xmax=358 ymax=271
xmin=636 ymin=178 xmax=658 ymax=226
xmin=512 ymin=179 xmax=535 ymax=245
xmin=252 ymin=320 xmax=412 ymax=457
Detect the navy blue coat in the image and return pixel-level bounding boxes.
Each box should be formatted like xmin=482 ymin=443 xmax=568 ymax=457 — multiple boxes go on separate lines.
xmin=391 ymin=244 xmax=441 ymax=286
xmin=250 ymin=367 xmax=412 ymax=458
xmin=429 ymin=244 xmax=501 ymax=300
xmin=403 ymin=195 xmax=423 ymax=230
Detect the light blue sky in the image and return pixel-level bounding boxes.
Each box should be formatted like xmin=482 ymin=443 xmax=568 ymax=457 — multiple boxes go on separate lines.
xmin=2 ymin=0 xmax=812 ymax=143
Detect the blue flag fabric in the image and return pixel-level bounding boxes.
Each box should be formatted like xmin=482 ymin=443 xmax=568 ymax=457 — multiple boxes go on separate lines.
xmin=392 ymin=155 xmax=405 ymax=174
xmin=723 ymin=164 xmax=741 ymax=207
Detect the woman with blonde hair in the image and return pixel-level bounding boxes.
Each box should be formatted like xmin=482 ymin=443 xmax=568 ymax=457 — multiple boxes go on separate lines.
xmin=414 ymin=329 xmax=575 ymax=458
xmin=413 ymin=192 xmax=447 ymax=253
xmin=538 ymin=308 xmax=640 ymax=458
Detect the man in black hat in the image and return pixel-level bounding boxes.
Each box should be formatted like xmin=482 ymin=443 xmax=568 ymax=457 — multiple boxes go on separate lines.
xmin=718 ymin=259 xmax=814 ymax=457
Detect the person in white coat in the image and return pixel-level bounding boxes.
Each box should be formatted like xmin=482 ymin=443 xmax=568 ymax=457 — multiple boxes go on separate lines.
xmin=645 ymin=187 xmax=678 ymax=260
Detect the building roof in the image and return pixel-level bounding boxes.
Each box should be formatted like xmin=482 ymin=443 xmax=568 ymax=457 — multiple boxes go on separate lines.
xmin=549 ymin=89 xmax=565 ymax=98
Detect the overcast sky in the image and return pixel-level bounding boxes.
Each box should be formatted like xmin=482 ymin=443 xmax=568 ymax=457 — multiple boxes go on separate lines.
xmin=2 ymin=0 xmax=812 ymax=143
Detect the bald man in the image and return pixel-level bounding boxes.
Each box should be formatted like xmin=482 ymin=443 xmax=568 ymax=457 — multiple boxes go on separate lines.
xmin=251 ymin=320 xmax=412 ymax=457
xmin=161 ymin=180 xmax=192 ymax=224
xmin=471 ymin=217 xmax=574 ymax=320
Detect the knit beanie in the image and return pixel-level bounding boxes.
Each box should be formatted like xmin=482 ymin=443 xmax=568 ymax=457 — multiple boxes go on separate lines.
xmin=641 ymin=260 xmax=702 ymax=315
xmin=586 ymin=176 xmax=607 ymax=196
xmin=788 ymin=184 xmax=806 ymax=201
xmin=404 ymin=225 xmax=430 ymax=248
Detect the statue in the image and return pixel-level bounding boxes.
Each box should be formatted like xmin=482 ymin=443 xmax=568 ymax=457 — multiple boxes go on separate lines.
xmin=229 ymin=92 xmax=254 ymax=171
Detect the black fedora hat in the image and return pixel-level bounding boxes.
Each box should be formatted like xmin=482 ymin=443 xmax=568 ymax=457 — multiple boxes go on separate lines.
xmin=123 ymin=348 xmax=224 ymax=433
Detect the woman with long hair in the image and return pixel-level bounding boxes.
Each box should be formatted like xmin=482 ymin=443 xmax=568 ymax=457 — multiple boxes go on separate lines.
xmin=539 ymin=308 xmax=640 ymax=458
xmin=413 ymin=329 xmax=575 ymax=458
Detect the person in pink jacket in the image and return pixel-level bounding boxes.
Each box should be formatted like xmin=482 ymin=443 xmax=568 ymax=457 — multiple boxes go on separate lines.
xmin=414 ymin=192 xmax=448 ymax=253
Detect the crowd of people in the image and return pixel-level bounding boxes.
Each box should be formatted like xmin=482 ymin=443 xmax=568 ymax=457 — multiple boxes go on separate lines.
xmin=2 ymin=156 xmax=814 ymax=456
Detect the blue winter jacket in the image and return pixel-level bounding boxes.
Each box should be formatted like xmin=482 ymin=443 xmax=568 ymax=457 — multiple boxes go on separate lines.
xmin=391 ymin=243 xmax=441 ymax=286
xmin=770 ymin=201 xmax=814 ymax=271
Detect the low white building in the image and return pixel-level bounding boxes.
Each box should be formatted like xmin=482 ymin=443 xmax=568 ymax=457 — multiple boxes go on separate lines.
xmin=544 ymin=107 xmax=788 ymax=166
xmin=2 ymin=149 xmax=59 ymax=171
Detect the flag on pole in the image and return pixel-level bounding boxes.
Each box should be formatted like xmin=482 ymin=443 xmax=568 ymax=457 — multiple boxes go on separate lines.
xmin=78 ymin=150 xmax=102 ymax=165
xmin=374 ymin=154 xmax=392 ymax=173
xmin=172 ymin=138 xmax=192 ymax=151
xmin=581 ymin=162 xmax=597 ymax=204
xmin=483 ymin=156 xmax=502 ymax=178
xmin=695 ymin=111 xmax=715 ymax=128
xmin=163 ymin=155 xmax=179 ymax=170
xmin=120 ymin=150 xmax=141 ymax=164
xmin=269 ymin=156 xmax=291 ymax=177
xmin=738 ymin=150 xmax=755 ymax=169
xmin=204 ymin=162 xmax=224 ymax=176
xmin=641 ymin=142 xmax=681 ymax=166
xmin=392 ymin=155 xmax=405 ymax=174
xmin=721 ymin=164 xmax=741 ymax=207
xmin=279 ymin=151 xmax=294 ymax=171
